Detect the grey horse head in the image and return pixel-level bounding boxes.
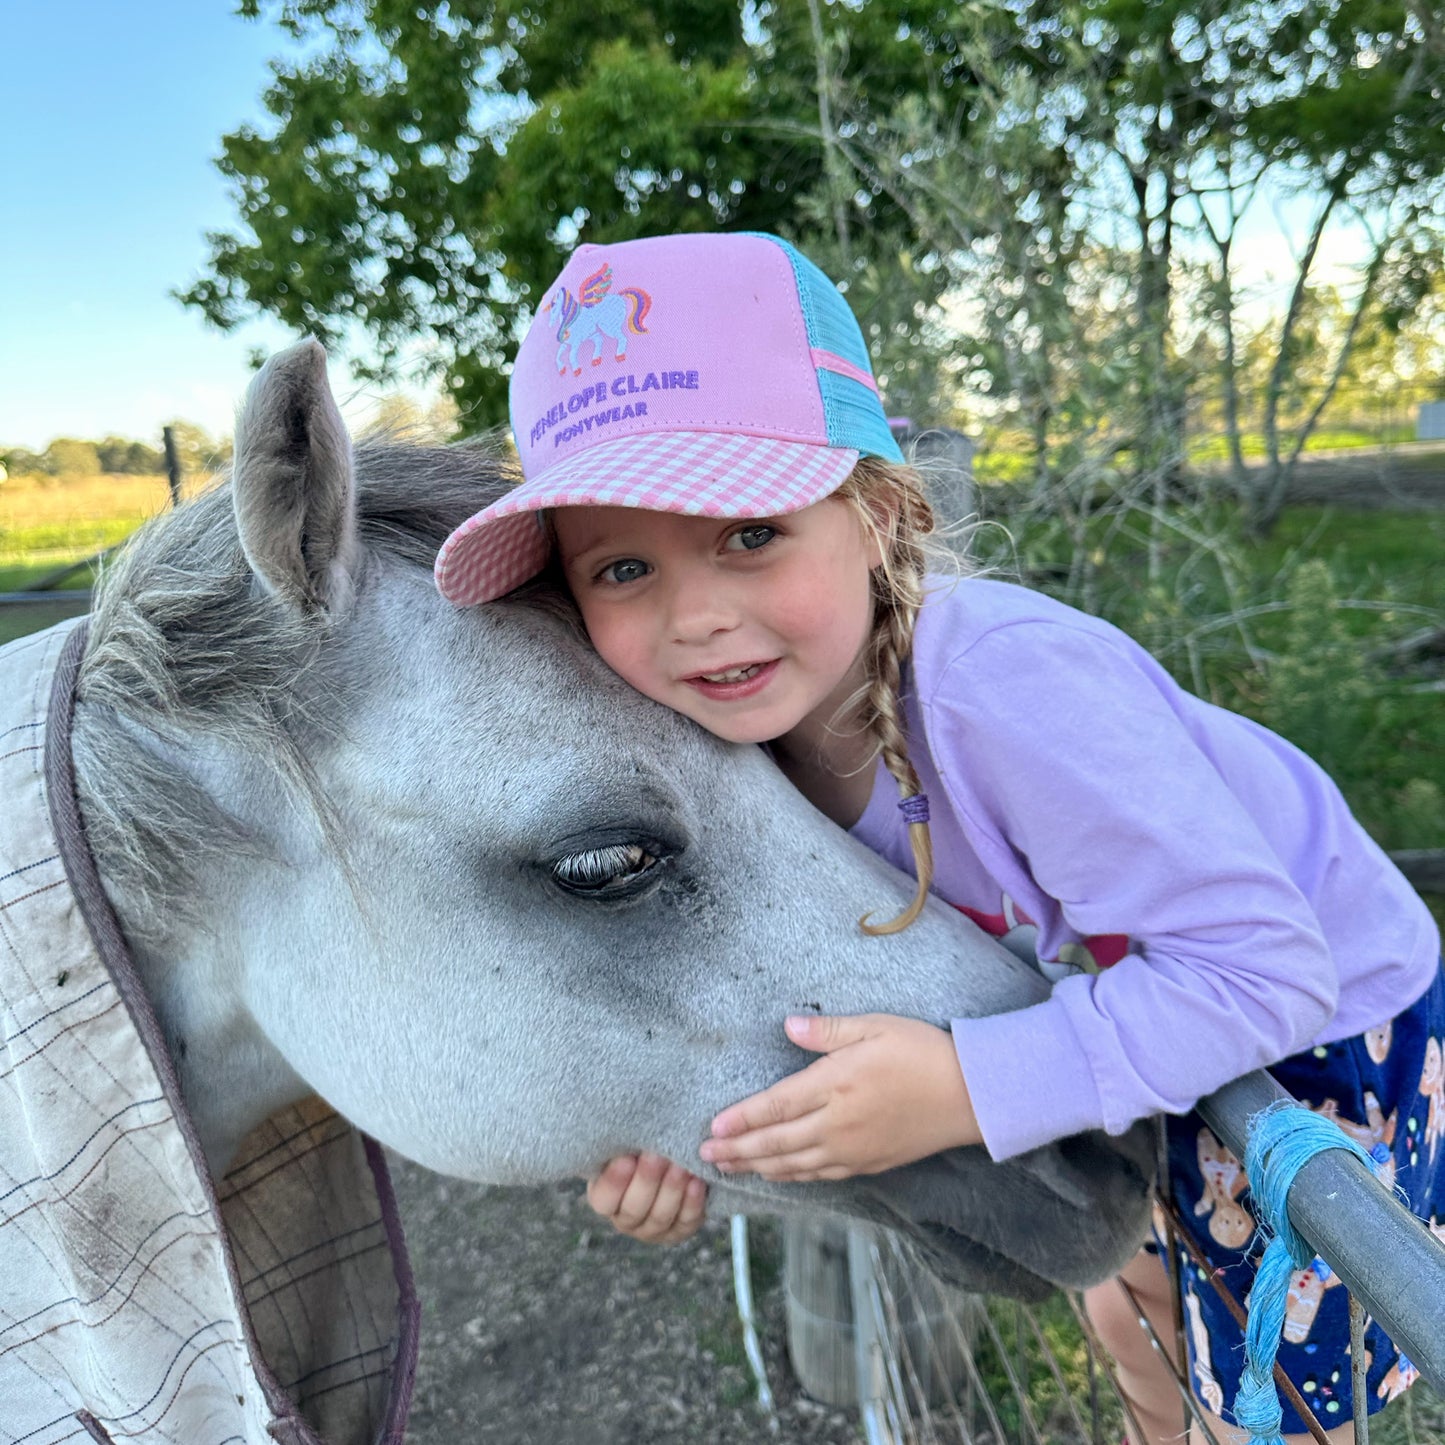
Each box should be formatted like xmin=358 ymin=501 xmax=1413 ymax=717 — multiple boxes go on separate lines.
xmin=71 ymin=340 xmax=1152 ymax=1303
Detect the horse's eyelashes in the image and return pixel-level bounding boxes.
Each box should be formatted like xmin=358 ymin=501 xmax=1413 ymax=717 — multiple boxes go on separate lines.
xmin=550 ymin=843 xmax=659 ymax=895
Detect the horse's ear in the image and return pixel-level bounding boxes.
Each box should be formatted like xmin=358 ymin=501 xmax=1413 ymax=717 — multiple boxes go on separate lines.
xmin=232 ymin=339 xmax=360 ymax=615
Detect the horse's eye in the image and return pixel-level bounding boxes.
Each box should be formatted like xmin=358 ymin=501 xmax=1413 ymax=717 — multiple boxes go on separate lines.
xmin=551 ymin=843 xmax=660 ymax=897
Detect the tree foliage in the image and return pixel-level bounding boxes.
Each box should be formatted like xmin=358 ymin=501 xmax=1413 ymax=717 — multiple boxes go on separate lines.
xmin=162 ymin=421 xmax=233 ymax=476
xmin=181 ymin=0 xmax=972 ymax=424
xmin=0 ymin=447 xmax=48 ymax=478
xmin=0 ymin=435 xmax=192 ymax=479
xmin=97 ymin=437 xmax=166 ymax=475
xmin=825 ymin=0 xmax=1445 ymax=531
xmin=43 ymin=440 xmax=103 ymax=478
xmin=187 ymin=0 xmax=1445 ymax=512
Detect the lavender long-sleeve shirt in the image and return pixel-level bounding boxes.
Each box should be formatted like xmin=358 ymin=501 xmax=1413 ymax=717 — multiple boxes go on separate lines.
xmin=850 ymin=578 xmax=1439 ymax=1162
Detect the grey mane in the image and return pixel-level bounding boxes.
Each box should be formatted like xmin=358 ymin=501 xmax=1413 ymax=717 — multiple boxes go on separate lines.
xmin=72 ymin=441 xmax=519 ymax=943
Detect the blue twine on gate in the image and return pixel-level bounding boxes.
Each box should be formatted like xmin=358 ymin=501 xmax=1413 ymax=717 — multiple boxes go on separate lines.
xmin=1232 ymin=1100 xmax=1377 ymax=1445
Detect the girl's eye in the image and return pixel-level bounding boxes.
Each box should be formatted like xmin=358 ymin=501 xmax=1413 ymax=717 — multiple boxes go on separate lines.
xmin=726 ymin=524 xmax=777 ymax=553
xmin=600 ymin=557 xmax=651 ymax=585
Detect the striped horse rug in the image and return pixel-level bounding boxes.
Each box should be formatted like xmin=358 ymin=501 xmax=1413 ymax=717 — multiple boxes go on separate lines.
xmin=1 ymin=620 xmax=417 ymax=1445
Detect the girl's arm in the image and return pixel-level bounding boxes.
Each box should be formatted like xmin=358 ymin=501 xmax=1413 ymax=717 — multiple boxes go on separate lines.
xmin=700 ymin=617 xmax=1349 ymax=1179
xmin=931 ymin=620 xmax=1342 ymax=1161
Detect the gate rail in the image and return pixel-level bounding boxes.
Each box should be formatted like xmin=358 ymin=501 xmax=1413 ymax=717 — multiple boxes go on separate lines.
xmin=0 ymin=554 xmax=102 ymax=619
xmin=1199 ymin=1069 xmax=1445 ymax=1393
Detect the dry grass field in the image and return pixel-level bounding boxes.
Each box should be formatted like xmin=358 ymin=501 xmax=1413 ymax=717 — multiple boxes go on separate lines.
xmin=0 ymin=471 xmax=212 ymax=564
xmin=0 ymin=473 xmax=219 ymax=644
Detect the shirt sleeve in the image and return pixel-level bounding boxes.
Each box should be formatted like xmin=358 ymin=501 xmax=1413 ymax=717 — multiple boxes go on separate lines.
xmin=932 ymin=620 xmax=1339 ymax=1161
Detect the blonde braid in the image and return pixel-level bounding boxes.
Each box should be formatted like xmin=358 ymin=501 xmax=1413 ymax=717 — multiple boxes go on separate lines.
xmin=835 ymin=458 xmax=938 ymax=935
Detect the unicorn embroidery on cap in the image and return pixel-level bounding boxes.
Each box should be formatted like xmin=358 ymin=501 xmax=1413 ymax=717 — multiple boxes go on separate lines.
xmin=549 ymin=262 xmax=652 ymax=376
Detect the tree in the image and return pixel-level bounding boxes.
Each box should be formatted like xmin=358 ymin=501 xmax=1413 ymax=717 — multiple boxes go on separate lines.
xmin=188 ymin=0 xmax=1445 ymax=520
xmin=1056 ymin=1 xmax=1445 ymax=530
xmin=1345 ymin=264 xmax=1445 ymax=405
xmin=97 ymin=436 xmax=166 ymax=475
xmin=44 ymin=439 xmax=102 ymax=477
xmin=181 ymin=0 xmax=967 ymax=425
xmin=0 ymin=447 xmax=48 ymax=478
xmin=357 ymin=390 xmax=459 ymax=441
xmin=128 ymin=439 xmax=168 ymax=474
xmin=824 ymin=0 xmax=1445 ymax=531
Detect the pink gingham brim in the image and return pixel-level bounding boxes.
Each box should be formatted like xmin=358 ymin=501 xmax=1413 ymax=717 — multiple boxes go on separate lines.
xmin=434 ymin=430 xmax=859 ymax=605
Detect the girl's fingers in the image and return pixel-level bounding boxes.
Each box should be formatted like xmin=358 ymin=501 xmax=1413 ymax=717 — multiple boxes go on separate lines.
xmin=593 ymin=1153 xmax=706 ymax=1243
xmin=701 ymin=1108 xmax=826 ymax=1169
xmin=733 ymin=1146 xmax=838 ymax=1183
xmin=710 ymin=1070 xmax=827 ymax=1140
xmin=629 ymin=1159 xmax=706 ymax=1242
xmin=613 ymin=1152 xmax=677 ymax=1231
xmin=586 ymin=1153 xmax=641 ymax=1218
xmin=785 ymin=1013 xmax=876 ymax=1053
xmin=586 ymin=1153 xmax=709 ymax=1243
xmin=653 ymin=1173 xmax=709 ymax=1244
xmin=676 ymin=1173 xmax=708 ymax=1229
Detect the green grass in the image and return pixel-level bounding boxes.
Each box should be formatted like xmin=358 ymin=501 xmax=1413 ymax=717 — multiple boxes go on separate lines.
xmin=876 ymin=1273 xmax=1445 ymax=1444
xmin=1187 ymin=425 xmax=1422 ymax=461
xmin=972 ymin=448 xmax=1036 ymax=486
xmin=971 ymin=431 xmax=1445 ymax=486
xmin=0 ymin=559 xmax=95 ymax=646
xmin=1376 ymin=1379 xmax=1445 ymax=1445
xmin=0 ymin=559 xmax=103 ymax=590
xmin=0 ymin=473 xmax=174 ymax=561
xmin=3 ymin=487 xmax=1440 ymax=859
xmin=978 ymin=494 xmax=1445 ymax=856
xmin=1233 ymin=513 xmax=1441 ymax=859
xmin=0 ymin=599 xmax=89 ymax=647
xmin=0 ymin=518 xmax=139 ymax=561
xmin=1256 ymin=505 xmax=1445 ymax=606
xmin=860 ymin=1278 xmax=1445 ymax=1444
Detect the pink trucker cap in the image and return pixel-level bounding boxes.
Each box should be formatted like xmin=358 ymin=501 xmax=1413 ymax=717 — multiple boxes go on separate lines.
xmin=434 ymin=231 xmax=904 ymax=605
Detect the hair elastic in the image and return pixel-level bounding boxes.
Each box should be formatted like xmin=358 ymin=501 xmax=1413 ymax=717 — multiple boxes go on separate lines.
xmin=898 ymin=794 xmax=930 ymax=826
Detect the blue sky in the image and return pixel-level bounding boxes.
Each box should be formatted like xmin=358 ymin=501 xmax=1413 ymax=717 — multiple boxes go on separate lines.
xmin=0 ymin=3 xmax=378 ymax=451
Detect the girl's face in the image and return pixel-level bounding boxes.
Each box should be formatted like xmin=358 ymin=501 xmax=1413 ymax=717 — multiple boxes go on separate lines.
xmin=553 ymin=498 xmax=883 ymax=750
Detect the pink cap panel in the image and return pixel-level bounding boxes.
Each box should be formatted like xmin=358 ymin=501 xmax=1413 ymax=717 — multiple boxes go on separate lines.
xmin=511 ymin=233 xmax=829 ymax=484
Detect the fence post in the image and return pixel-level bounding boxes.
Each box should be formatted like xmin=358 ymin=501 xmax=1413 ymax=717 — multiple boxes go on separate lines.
xmin=895 ymin=425 xmax=977 ymax=541
xmin=162 ymin=426 xmax=182 ymax=508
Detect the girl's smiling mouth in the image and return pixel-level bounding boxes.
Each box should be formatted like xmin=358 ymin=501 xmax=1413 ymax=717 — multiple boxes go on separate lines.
xmin=685 ymin=659 xmax=779 ymax=700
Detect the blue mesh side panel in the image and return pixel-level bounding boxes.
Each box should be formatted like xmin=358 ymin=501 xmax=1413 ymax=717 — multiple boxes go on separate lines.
xmin=783 ymin=246 xmax=873 ymax=371
xmin=752 ymin=232 xmax=902 ymax=459
xmin=818 ymin=370 xmax=905 ymax=460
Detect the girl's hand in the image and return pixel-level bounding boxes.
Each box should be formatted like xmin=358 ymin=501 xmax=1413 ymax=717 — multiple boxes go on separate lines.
xmin=586 ymin=1152 xmax=708 ymax=1244
xmin=699 ymin=1014 xmax=981 ymax=1181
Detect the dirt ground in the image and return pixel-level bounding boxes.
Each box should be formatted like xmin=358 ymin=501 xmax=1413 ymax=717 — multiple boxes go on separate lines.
xmin=386 ymin=1156 xmax=1445 ymax=1445
xmin=388 ymin=1156 xmax=861 ymax=1444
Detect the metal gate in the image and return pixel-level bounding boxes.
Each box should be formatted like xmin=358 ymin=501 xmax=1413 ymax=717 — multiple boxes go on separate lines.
xmin=733 ymin=1070 xmax=1445 ymax=1443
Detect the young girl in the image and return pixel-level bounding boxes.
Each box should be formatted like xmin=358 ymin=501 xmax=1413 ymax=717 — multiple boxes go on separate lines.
xmin=435 ymin=231 xmax=1442 ymax=1445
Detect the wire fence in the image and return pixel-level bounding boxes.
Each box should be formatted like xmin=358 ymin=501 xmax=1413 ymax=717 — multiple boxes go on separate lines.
xmin=733 ymin=1069 xmax=1445 ymax=1445
xmin=0 ymin=426 xmax=182 ymax=632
